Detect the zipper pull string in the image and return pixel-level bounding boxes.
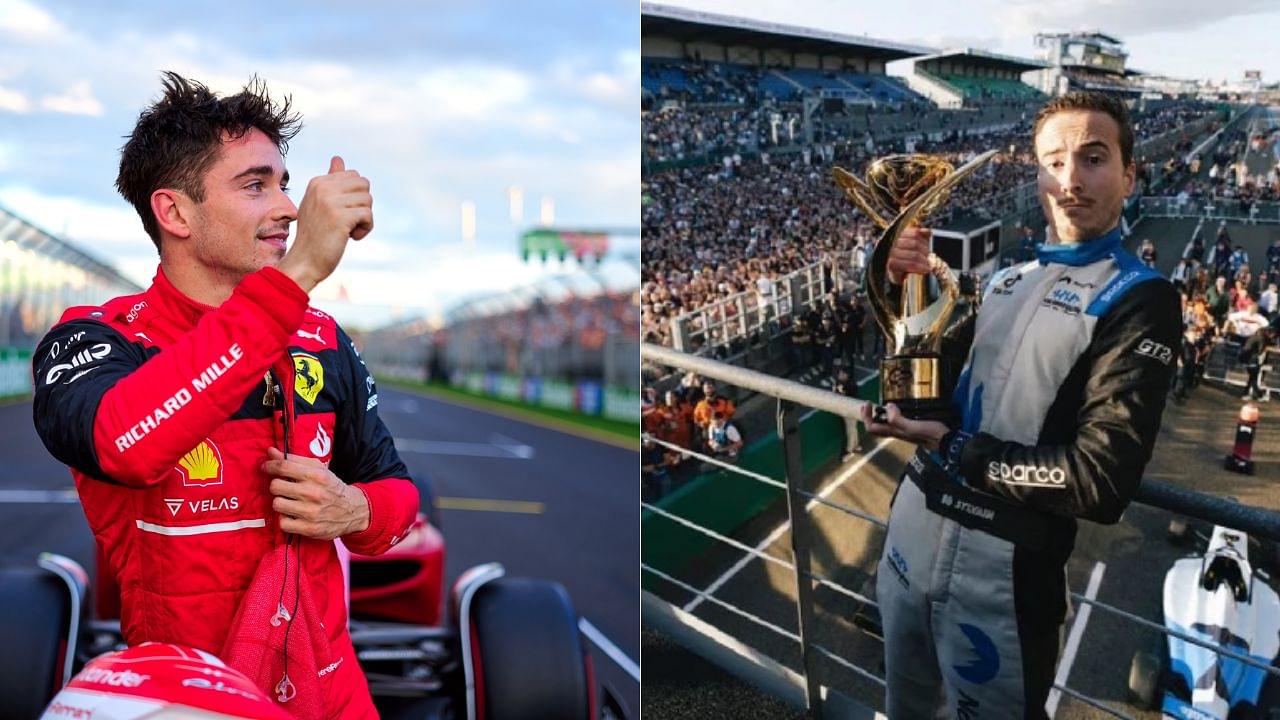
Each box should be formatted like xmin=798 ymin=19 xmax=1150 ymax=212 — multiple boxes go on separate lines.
xmin=277 ymin=535 xmax=302 ymax=705
xmin=270 ymin=602 xmax=292 ymax=627
xmin=275 ymin=672 xmax=296 ymax=703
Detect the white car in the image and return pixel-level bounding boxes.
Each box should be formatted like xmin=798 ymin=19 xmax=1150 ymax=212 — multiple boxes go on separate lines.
xmin=1131 ymin=524 xmax=1280 ymax=719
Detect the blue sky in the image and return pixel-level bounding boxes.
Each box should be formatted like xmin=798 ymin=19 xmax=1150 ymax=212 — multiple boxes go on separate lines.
xmin=0 ymin=0 xmax=639 ymax=329
xmin=662 ymin=0 xmax=1280 ymax=83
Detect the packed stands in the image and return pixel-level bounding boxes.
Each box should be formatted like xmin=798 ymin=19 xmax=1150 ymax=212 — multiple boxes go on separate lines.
xmin=642 ymin=58 xmax=928 ymax=107
xmin=642 ymin=100 xmax=1221 ymax=352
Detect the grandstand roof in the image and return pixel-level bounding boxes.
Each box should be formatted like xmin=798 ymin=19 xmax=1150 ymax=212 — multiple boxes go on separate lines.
xmin=641 ymin=2 xmax=931 ymax=61
xmin=909 ymin=48 xmax=1048 ymax=73
xmin=0 ymin=204 xmax=142 ymax=291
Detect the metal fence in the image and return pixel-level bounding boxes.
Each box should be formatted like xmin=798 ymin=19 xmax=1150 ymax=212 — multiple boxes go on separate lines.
xmin=667 ymin=253 xmax=864 ymax=356
xmin=1139 ymin=197 xmax=1280 ymax=224
xmin=1203 ymin=340 xmax=1280 ymax=396
xmin=640 ymin=341 xmax=1280 ymax=719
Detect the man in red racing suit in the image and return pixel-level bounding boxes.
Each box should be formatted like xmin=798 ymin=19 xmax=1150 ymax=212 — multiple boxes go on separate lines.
xmin=31 ymin=72 xmax=418 ymax=718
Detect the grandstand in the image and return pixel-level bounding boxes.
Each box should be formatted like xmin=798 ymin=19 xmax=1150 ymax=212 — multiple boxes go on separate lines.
xmin=360 ymin=237 xmax=642 ymax=423
xmin=892 ymin=48 xmax=1048 ymax=109
xmin=0 ymin=205 xmax=142 ymax=396
xmin=641 ymin=2 xmax=930 ymax=109
xmin=1030 ymin=30 xmax=1142 ymax=97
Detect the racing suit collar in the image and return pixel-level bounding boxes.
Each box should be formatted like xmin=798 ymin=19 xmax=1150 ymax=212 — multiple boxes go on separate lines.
xmin=151 ymin=264 xmax=218 ymax=330
xmin=1035 ymin=224 xmax=1123 ymax=267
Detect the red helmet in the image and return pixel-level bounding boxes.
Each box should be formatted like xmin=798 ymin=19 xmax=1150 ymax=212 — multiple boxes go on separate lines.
xmin=42 ymin=642 xmax=290 ymax=720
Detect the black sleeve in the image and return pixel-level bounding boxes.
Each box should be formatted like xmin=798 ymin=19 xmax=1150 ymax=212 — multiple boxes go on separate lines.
xmin=330 ymin=326 xmax=411 ymax=485
xmin=32 ymin=319 xmax=151 ymax=482
xmin=957 ymin=279 xmax=1182 ymax=524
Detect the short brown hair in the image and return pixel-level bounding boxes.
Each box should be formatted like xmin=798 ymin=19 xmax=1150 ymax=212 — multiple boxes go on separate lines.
xmin=116 ymin=71 xmax=302 ymax=251
xmin=1032 ymin=91 xmax=1134 ymax=167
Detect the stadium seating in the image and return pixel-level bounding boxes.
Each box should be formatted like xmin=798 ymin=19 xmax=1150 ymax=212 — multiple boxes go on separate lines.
xmin=941 ymin=75 xmax=1046 ymax=102
xmin=642 ymin=58 xmax=929 ymax=106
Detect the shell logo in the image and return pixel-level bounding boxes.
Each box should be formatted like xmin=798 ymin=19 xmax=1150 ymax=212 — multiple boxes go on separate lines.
xmin=178 ymin=439 xmax=223 ymax=487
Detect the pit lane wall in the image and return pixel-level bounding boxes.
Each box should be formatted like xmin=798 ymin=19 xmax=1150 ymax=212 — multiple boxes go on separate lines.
xmin=0 ymin=348 xmax=31 ymax=398
xmin=453 ymin=370 xmax=642 ymax=423
xmin=370 ymin=362 xmax=642 ymax=423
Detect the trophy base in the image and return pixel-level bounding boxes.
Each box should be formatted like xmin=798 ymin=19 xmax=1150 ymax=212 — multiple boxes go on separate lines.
xmin=880 ymin=355 xmax=956 ymax=424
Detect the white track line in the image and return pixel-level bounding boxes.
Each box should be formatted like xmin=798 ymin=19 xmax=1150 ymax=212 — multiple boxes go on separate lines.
xmin=393 ymin=437 xmax=533 ymax=459
xmin=683 ymin=437 xmax=896 ymax=613
xmin=579 ymin=617 xmax=640 ymax=683
xmin=0 ymin=489 xmax=80 ymax=504
xmin=1045 ymin=561 xmax=1107 ymax=718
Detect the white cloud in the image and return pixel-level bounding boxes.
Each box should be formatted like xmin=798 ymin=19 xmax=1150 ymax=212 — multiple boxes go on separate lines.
xmin=998 ymin=0 xmax=1274 ymax=41
xmin=39 ymin=80 xmax=103 ymax=116
xmin=415 ymin=65 xmax=533 ymax=120
xmin=0 ymin=7 xmax=638 ymax=328
xmin=0 ymin=85 xmax=30 ymax=113
xmin=0 ymin=0 xmax=65 ymax=41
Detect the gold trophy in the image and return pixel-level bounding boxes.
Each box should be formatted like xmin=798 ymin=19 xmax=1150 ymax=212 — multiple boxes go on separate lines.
xmin=833 ymin=150 xmax=998 ymax=422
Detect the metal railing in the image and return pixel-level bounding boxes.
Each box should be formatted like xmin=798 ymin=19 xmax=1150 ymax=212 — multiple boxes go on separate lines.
xmin=667 ymin=254 xmax=865 ymax=355
xmin=640 ymin=341 xmax=1280 ymax=719
xmin=1203 ymin=340 xmax=1280 ymax=395
xmin=1139 ymin=197 xmax=1280 ymax=224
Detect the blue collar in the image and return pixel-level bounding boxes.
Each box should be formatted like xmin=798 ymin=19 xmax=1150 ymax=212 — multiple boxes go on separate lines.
xmin=1036 ymin=225 xmax=1123 ymax=267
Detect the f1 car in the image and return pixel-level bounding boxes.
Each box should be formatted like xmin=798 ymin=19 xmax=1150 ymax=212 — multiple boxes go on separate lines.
xmin=0 ymin=508 xmax=629 ymax=720
xmin=1129 ymin=523 xmax=1280 ymax=719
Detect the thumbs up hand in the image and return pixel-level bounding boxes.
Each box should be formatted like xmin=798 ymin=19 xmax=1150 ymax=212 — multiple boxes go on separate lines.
xmin=278 ymin=155 xmax=374 ymax=293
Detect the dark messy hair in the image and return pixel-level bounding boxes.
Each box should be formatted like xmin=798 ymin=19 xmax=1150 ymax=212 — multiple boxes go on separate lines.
xmin=115 ymin=71 xmax=302 ymax=252
xmin=1032 ymin=91 xmax=1134 ymax=168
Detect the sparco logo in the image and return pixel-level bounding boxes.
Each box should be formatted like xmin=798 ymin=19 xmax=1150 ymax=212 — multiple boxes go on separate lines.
xmin=988 ymin=461 xmax=1066 ymax=487
xmin=1135 ymin=338 xmax=1173 ymax=365
xmin=45 ymin=343 xmax=112 ymax=384
xmin=1098 ymin=270 xmax=1141 ymax=305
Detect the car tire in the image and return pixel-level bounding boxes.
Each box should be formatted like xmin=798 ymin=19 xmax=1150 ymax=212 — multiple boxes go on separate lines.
xmin=0 ymin=565 xmax=73 ymax=718
xmin=415 ymin=473 xmax=442 ymax=532
xmin=468 ymin=578 xmax=590 ymax=720
xmin=1129 ymin=650 xmax=1161 ymax=709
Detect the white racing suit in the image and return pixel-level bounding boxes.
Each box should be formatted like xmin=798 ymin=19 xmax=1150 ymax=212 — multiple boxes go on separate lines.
xmin=877 ymin=226 xmax=1181 ymax=719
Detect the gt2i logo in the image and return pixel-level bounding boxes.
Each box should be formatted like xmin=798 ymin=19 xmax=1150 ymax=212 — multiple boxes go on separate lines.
xmin=1135 ymin=338 xmax=1173 ymax=365
xmin=987 ymin=461 xmax=1066 ymax=488
xmin=45 ymin=343 xmax=112 ymax=384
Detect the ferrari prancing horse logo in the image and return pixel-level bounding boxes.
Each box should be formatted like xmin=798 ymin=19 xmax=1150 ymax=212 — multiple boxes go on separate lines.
xmin=292 ymin=353 xmax=324 ymax=405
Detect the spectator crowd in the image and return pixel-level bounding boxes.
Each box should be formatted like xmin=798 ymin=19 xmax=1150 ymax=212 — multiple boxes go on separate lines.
xmin=641 ymin=91 xmax=1228 ymax=498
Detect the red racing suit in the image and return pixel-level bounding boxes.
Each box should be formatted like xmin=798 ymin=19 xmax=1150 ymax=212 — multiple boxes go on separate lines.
xmin=32 ymin=265 xmax=420 ymax=718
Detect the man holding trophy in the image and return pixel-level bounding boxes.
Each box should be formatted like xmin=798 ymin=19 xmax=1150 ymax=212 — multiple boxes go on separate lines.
xmin=844 ymin=92 xmax=1181 ymax=717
